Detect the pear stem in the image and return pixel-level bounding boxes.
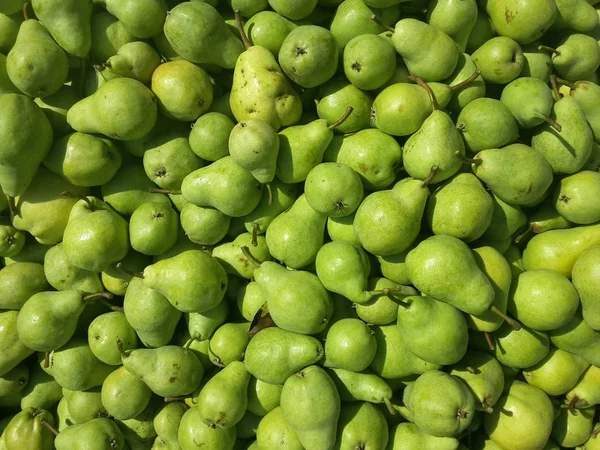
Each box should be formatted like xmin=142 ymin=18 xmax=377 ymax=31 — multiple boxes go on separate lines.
xmin=484 ymin=332 xmax=495 ymax=351
xmin=234 ymin=10 xmax=252 ymax=50
xmin=7 ymin=196 xmax=17 ymax=220
xmin=164 ymin=397 xmax=186 ymax=403
xmin=39 ymin=419 xmax=59 ymax=436
xmin=466 ymin=366 xmax=478 ymax=374
xmin=370 ymin=285 xmax=418 ymax=298
xmin=265 ymin=182 xmax=273 ymax=206
xmin=61 ymin=191 xmax=94 ymax=210
xmin=149 ymin=188 xmax=181 ymax=195
xmin=370 ymin=14 xmax=395 ymax=32
xmin=383 ymin=397 xmax=396 ymax=416
xmin=542 ymin=115 xmax=562 ymax=133
xmin=449 ymin=68 xmax=481 ymax=92
xmin=43 ymin=351 xmax=51 ymax=368
xmin=537 ymin=45 xmax=560 ymax=56
xmin=591 ymin=426 xmax=600 ymax=439
xmin=555 ymin=78 xmax=576 ymax=89
xmin=455 ymin=151 xmax=482 ymax=166
xmin=251 ymin=224 xmax=258 ymax=247
xmin=328 ymin=106 xmax=354 ymax=129
xmin=407 ymin=76 xmax=438 ymax=111
xmin=23 ymin=2 xmax=31 ymax=21
xmin=116 ymin=338 xmax=128 ymax=357
xmin=514 ymin=224 xmax=533 ymax=244
xmin=422 ymin=165 xmax=439 ymax=187
xmin=183 ymin=338 xmax=195 ymax=351
xmin=105 ymin=303 xmax=124 ymax=312
xmin=241 ymin=246 xmax=261 ymax=267
xmin=115 ymin=262 xmax=144 ymax=279
xmin=490 ymin=306 xmax=522 ymax=331
xmin=550 ymin=74 xmax=562 ymax=100
xmin=83 ymin=292 xmax=114 ymax=301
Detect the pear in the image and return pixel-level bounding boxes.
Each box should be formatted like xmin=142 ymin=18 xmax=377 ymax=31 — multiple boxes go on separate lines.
xmin=354 ymin=178 xmax=429 ymax=256
xmin=387 ymin=422 xmax=460 ymax=450
xmin=331 ymin=128 xmax=402 ymax=190
xmin=254 ymin=261 xmax=333 ymax=335
xmin=3 ymin=407 xmax=57 ymax=450
xmin=185 ymin=300 xmax=229 ymax=342
xmin=265 ymin=194 xmax=326 ymax=269
xmin=0 ymin=262 xmax=49 ymax=310
xmin=41 ymin=337 xmax=114 ymax=391
xmin=554 ymin=171 xmax=600 ymax=225
xmin=89 ymin=11 xmax=136 ymax=63
xmin=520 ymin=42 xmax=553 ymax=81
xmin=522 ymin=347 xmax=589 ymax=396
xmin=0 ymin=363 xmax=29 ymax=397
xmin=67 ymin=77 xmax=157 ymax=141
xmin=153 ymin=401 xmax=188 ymax=444
xmin=34 ymin=85 xmax=81 ymax=136
xmin=88 ymin=311 xmax=138 ymax=366
xmin=335 ymin=401 xmax=389 ymax=449
xmin=0 ymin=94 xmax=53 ymax=197
xmin=181 ymin=204 xmax=231 ymax=246
xmin=6 ymin=19 xmax=69 ymax=97
xmin=55 ymin=417 xmax=125 ymax=450
xmin=327 ymin=368 xmax=393 ymax=410
xmin=189 ymin=112 xmax=234 ymax=161
xmin=472 ymin=36 xmax=524 ymax=84
xmin=243 ymin=11 xmax=297 ymax=56
xmin=323 ymin=318 xmax=376 ymax=371
xmin=343 ymin=34 xmax=396 ymax=90
xmin=256 ymin=406 xmax=304 ymax=450
xmin=522 ymin=223 xmax=600 ymax=277
xmin=531 ymin=96 xmax=593 ymax=174
xmin=280 ymin=365 xmax=340 ymax=450
xmin=121 ymin=345 xmax=203 ymax=398
xmin=230 ymin=13 xmax=302 ymax=130
xmin=304 ymin=162 xmax=363 ymax=218
xmin=19 ymin=363 xmax=62 ymax=411
xmin=43 ymin=243 xmax=103 ymax=294
xmin=402 ymin=370 xmax=475 ymax=437
xmin=103 ymin=41 xmax=160 ymax=84
xmin=472 ymin=144 xmax=554 ymax=205
xmin=355 ymin=277 xmax=414 ymax=325
xmin=552 ymin=34 xmax=600 ymax=81
xmin=481 ymin=194 xmax=527 ymax=242
xmin=501 ymin=77 xmax=557 ymax=129
xmin=17 ymin=290 xmax=112 ymax=353
xmin=443 ymin=53 xmax=487 ymax=113
xmin=570 ymin=81 xmax=600 ymax=143
xmin=181 ymin=156 xmax=263 ymax=218
xmin=397 ymin=295 xmax=469 ymax=366
xmin=565 ymin=365 xmax=600 ymax=409
xmin=426 ymin=0 xmax=477 ymax=52
xmin=0 ymin=12 xmax=20 ymax=54
xmin=101 ymin=366 xmax=152 ymax=421
xmin=552 ymin=404 xmax=595 ymax=448
xmin=572 ymin=246 xmax=600 ymax=330
xmin=141 ymin=249 xmax=228 ymax=313
xmin=548 ymin=312 xmax=600 ymax=367
xmin=123 ymin=277 xmax=182 ymax=348
xmin=209 ymin=322 xmax=252 ymax=367
xmin=62 ymin=386 xmax=105 ymax=424
xmin=196 ymin=361 xmax=251 ymax=429
xmin=483 ymin=381 xmax=554 ymax=450
xmin=490 ymin=321 xmax=550 ymax=368
xmin=482 ymin=0 xmax=557 ymax=44
xmin=213 ymin=233 xmax=272 ymax=279
xmin=178 ymin=406 xmax=237 ymax=450
xmin=101 ymin=0 xmax=167 ymax=39
xmin=0 ymin=311 xmax=34 ymax=377
xmin=243 ymin=327 xmax=324 ymax=384
xmin=247 ymin=377 xmax=283 ymax=417
xmin=456 ymin=98 xmax=519 ymax=153
xmin=129 ymin=202 xmax=179 ymax=256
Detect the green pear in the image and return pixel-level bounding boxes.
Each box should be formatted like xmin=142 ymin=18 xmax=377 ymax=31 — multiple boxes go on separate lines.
xmin=0 ymin=262 xmax=48 ymax=310
xmin=490 ymin=321 xmax=550 ymax=368
xmin=89 ymin=11 xmax=136 ymax=63
xmin=403 ymin=110 xmax=465 ymax=184
xmin=552 ymin=404 xmax=595 ymax=448
xmin=123 ymin=277 xmax=182 ymax=348
xmin=330 ymin=129 xmax=402 ymax=190
xmin=565 ymin=365 xmax=600 ymax=409
xmin=102 ymin=0 xmax=167 ymax=39
xmin=247 ymin=378 xmax=283 ymax=417
xmin=41 ymin=337 xmax=114 ymax=390
xmin=88 ymin=311 xmax=138 ymax=366
xmin=244 ymin=327 xmax=323 ymax=384
xmin=335 ymin=401 xmax=389 ymax=449
xmin=34 ymin=85 xmax=81 ymax=136
xmin=19 ymin=363 xmax=62 ymax=411
xmin=43 ymin=243 xmax=103 ymax=294
xmin=554 ymin=171 xmax=600 ymax=225
xmin=387 ymin=422 xmax=459 ymax=450
xmin=519 ymin=42 xmax=553 ymax=81
xmin=103 ymin=41 xmax=160 ymax=84
xmin=326 ymin=213 xmax=361 ymax=246
xmin=189 ymin=112 xmax=234 ymax=162
xmin=6 ymin=19 xmax=69 ymax=97
xmin=0 ymin=311 xmax=34 ymax=377
xmin=278 ymin=25 xmax=338 ymax=88
xmin=0 ymin=94 xmax=53 ymax=197
xmin=343 ymin=34 xmax=396 ymax=90
xmin=472 ymin=144 xmax=554 ymax=205
xmin=280 ymin=365 xmax=340 ymax=450
xmin=532 ymin=96 xmax=593 ymax=174
xmin=153 ymin=401 xmax=188 ymax=443
xmin=323 ymin=318 xmax=376 ymax=371
xmin=427 ymin=0 xmax=478 ymax=52
xmin=213 ymin=233 xmax=272 ymax=279
xmin=121 ymin=345 xmax=203 ymax=398
xmin=553 ymin=0 xmax=599 ymax=31
xmin=3 ymin=407 xmax=57 ymax=450
xmin=482 ymin=0 xmax=557 ymax=44
xmin=0 ymin=53 xmax=19 ymax=95
xmin=31 ymin=0 xmax=93 ymax=57
xmin=62 ymin=386 xmax=105 ymax=424
xmin=129 ymin=202 xmax=178 ymax=256
xmin=481 ymin=195 xmax=527 ymax=242
xmin=572 ymin=246 xmax=600 ymax=330
xmin=570 ymin=81 xmax=600 ymax=143
xmin=255 ymin=406 xmax=303 ymax=449
xmin=243 ymin=11 xmax=296 ymax=56
xmin=501 ymin=77 xmax=557 ymax=130
xmin=327 ymin=368 xmax=394 ymax=412
xmin=254 ymin=261 xmax=333 ymax=334
xmin=548 ymin=312 xmax=600 ymax=367
xmin=403 ymin=370 xmax=475 ymax=437
xmin=265 ymin=194 xmax=326 ymax=269
xmin=208 ymin=322 xmax=252 ymax=367
xmin=180 ymin=203 xmax=231 ymax=246
xmin=552 ymin=34 xmax=600 ymax=81
xmin=456 ymin=98 xmax=519 ymax=153
xmin=67 ymin=77 xmax=157 ymax=141
xmin=406 ymin=235 xmax=495 ymax=315
xmin=354 ymin=178 xmax=429 ymax=256
xmin=268 ymin=0 xmax=318 ymax=19
xmin=369 ymin=323 xmax=441 ymax=380
xmin=522 ymin=347 xmax=589 ymax=396
xmin=101 ymin=366 xmax=152 ymax=421
xmin=316 ymin=77 xmax=373 ymax=134
xmin=141 ymin=249 xmax=228 ymax=313
xmin=355 ymin=277 xmax=414 ymax=325
xmin=181 ymin=156 xmax=263 ymax=217
xmin=0 ymin=363 xmax=28 ymax=397
xmin=237 ymin=281 xmax=266 ymax=323
xmin=442 ymin=53 xmax=486 ymax=113
xmin=185 ymin=300 xmax=229 ymax=342
xmin=522 ymin=223 xmax=600 ymax=277
xmin=55 ymin=417 xmax=125 ymax=450
xmin=178 ymin=406 xmax=237 ymax=450
xmin=426 ymin=173 xmax=493 ymax=242
xmin=472 ymin=36 xmax=524 ymax=84
xmin=196 ymin=361 xmax=250 ymax=428
xmin=304 ymin=163 xmax=363 ymax=218
xmin=389 ymin=19 xmax=459 ymax=81
xmin=483 ymin=381 xmax=554 ymax=450
xmin=0 ymin=13 xmax=20 ymax=54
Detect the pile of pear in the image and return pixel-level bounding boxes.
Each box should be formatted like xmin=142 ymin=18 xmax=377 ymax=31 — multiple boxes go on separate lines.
xmin=1 ymin=0 xmax=600 ymax=449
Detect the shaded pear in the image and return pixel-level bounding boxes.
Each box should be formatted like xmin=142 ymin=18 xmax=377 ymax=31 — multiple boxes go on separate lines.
xmin=572 ymin=246 xmax=600 ymax=330
xmin=0 ymin=262 xmax=49 ymax=310
xmin=104 ymin=41 xmax=160 ymax=84
xmin=101 ymin=366 xmax=152 ymax=421
xmin=55 ymin=417 xmax=125 ymax=450
xmin=565 ymin=365 xmax=600 ymax=409
xmin=178 ymin=406 xmax=237 ymax=450
xmin=522 ymin=347 xmax=589 ymax=396
xmin=3 ymin=407 xmax=57 ymax=450
xmin=548 ymin=312 xmax=600 ymax=367
xmin=335 ymin=401 xmax=389 ymax=449
xmin=208 ymin=322 xmax=252 ymax=367
xmin=387 ymin=422 xmax=460 ymax=450
xmin=0 ymin=311 xmax=34 ymax=377
xmin=102 ymin=0 xmax=167 ymax=39
xmin=256 ymin=406 xmax=304 ymax=450
xmin=482 ymin=0 xmax=557 ymax=44
xmin=490 ymin=321 xmax=550 ymax=369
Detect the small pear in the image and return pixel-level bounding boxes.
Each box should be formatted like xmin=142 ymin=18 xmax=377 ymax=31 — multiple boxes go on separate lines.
xmin=209 ymin=322 xmax=252 ymax=367
xmin=552 ymin=34 xmax=600 ymax=81
xmin=103 ymin=41 xmax=160 ymax=84
xmin=548 ymin=312 xmax=600 ymax=367
xmin=101 ymin=366 xmax=152 ymax=421
xmin=500 ymin=77 xmax=556 ymax=129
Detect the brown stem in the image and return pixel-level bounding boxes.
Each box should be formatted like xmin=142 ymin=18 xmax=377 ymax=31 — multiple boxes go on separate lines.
xmin=383 ymin=397 xmax=396 ymax=416
xmin=466 ymin=366 xmax=478 ymax=374
xmin=241 ymin=246 xmax=261 ymax=267
xmin=164 ymin=397 xmax=186 ymax=403
xmin=328 ymin=106 xmax=354 ymax=129
xmin=251 ymin=224 xmax=258 ymax=247
xmin=39 ymin=419 xmax=59 ymax=436
xmin=591 ymin=426 xmax=600 ymax=439
xmin=456 ymin=151 xmax=482 ymax=166
xmin=61 ymin=191 xmax=94 ymax=210
xmin=457 ymin=409 xmax=468 ymax=419
xmin=555 ymin=78 xmax=575 ymax=89
xmin=490 ymin=306 xmax=522 ymax=331
xmin=370 ymin=14 xmax=395 ymax=32
xmin=23 ymin=2 xmax=31 ymax=20
xmin=408 ymin=76 xmax=438 ymax=110
xmin=149 ymin=188 xmax=181 ymax=195
xmin=450 ymin=69 xmax=481 ymax=92
xmin=422 ymin=165 xmax=439 ymax=187
xmin=542 ymin=115 xmax=562 ymax=133
xmin=550 ymin=74 xmax=561 ymax=99
xmin=7 ymin=196 xmax=17 ymax=220
xmin=265 ymin=182 xmax=273 ymax=206
xmin=83 ymin=292 xmax=114 ymax=301
xmin=234 ymin=10 xmax=251 ymax=50
xmin=116 ymin=338 xmax=128 ymax=357
xmin=537 ymin=45 xmax=560 ymax=56
xmin=43 ymin=351 xmax=50 ymax=368
xmin=115 ymin=262 xmax=144 ymax=279
xmin=484 ymin=332 xmax=495 ymax=351
xmin=514 ymin=224 xmax=533 ymax=244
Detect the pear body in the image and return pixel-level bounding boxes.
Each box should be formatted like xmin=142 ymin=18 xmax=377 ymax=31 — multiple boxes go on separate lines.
xmin=483 ymin=0 xmax=557 ymax=44
xmin=522 ymin=347 xmax=589 ymax=396
xmin=572 ymin=246 xmax=600 ymax=330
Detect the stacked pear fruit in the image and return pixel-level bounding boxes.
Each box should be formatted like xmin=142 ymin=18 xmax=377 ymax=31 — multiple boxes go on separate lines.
xmin=1 ymin=0 xmax=600 ymax=449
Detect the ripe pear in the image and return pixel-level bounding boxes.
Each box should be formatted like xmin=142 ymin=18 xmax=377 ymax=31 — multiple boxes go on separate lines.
xmin=522 ymin=347 xmax=589 ymax=396
xmin=482 ymin=0 xmax=557 ymax=44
